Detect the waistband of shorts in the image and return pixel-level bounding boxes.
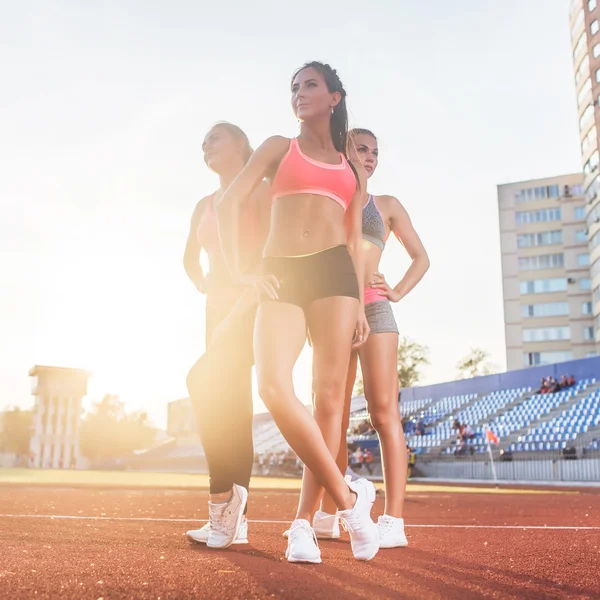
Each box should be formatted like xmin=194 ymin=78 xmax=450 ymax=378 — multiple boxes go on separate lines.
xmin=262 ymin=244 xmax=349 ymax=263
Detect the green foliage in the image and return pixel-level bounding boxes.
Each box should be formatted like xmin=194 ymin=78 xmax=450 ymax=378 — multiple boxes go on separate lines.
xmin=79 ymin=394 xmax=156 ymax=462
xmin=353 ymin=336 xmax=430 ymax=395
xmin=0 ymin=407 xmax=34 ymax=454
xmin=456 ymin=347 xmax=497 ymax=379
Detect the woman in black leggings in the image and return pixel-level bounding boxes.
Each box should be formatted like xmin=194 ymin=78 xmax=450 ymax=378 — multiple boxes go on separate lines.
xmin=183 ymin=122 xmax=270 ymax=549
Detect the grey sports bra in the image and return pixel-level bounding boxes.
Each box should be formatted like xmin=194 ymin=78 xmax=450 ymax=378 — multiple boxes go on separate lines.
xmin=362 ymin=195 xmax=386 ymax=250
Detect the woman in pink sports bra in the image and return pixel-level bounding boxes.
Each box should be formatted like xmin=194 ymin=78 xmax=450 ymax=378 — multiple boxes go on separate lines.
xmin=218 ymin=62 xmax=381 ymax=564
xmin=183 ymin=122 xmax=271 ymax=549
xmin=316 ymin=128 xmax=429 ymax=549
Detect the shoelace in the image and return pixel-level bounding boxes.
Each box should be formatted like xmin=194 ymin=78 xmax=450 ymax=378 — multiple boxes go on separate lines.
xmin=209 ymin=503 xmax=230 ymax=535
xmin=378 ymin=518 xmax=395 ymax=537
xmin=339 ymin=510 xmax=363 ymax=532
xmin=290 ymin=522 xmax=319 ymax=547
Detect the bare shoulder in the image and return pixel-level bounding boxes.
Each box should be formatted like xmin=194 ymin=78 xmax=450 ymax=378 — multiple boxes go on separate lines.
xmin=191 ymin=194 xmax=213 ymax=222
xmin=256 ymin=135 xmax=291 ymax=160
xmin=375 ymin=194 xmax=407 ymax=220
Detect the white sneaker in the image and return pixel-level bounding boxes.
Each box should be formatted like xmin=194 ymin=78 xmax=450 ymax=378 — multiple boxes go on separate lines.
xmin=285 ymin=519 xmax=322 ymax=564
xmin=337 ymin=478 xmax=379 ymax=561
xmin=313 ymin=511 xmax=341 ymax=539
xmin=206 ymin=484 xmax=248 ymax=549
xmin=282 ymin=511 xmax=341 ymax=540
xmin=187 ymin=518 xmax=249 ymax=545
xmin=378 ymin=515 xmax=408 ymax=548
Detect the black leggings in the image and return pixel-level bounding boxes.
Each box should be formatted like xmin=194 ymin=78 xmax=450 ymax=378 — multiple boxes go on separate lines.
xmin=186 ymin=293 xmax=255 ymax=495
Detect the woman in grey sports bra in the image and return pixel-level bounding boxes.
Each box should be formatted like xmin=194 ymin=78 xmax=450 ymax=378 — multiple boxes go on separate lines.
xmin=318 ymin=128 xmax=430 ymax=548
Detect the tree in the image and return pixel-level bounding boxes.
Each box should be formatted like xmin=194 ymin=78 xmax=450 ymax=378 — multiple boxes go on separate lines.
xmin=353 ymin=336 xmax=430 ymax=395
xmin=80 ymin=394 xmax=156 ymax=463
xmin=0 ymin=407 xmax=34 ymax=454
xmin=397 ymin=336 xmax=430 ymax=389
xmin=456 ymin=347 xmax=497 ymax=379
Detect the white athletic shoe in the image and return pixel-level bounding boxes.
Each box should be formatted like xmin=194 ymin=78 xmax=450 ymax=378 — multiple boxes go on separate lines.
xmin=377 ymin=515 xmax=408 ymax=548
xmin=206 ymin=484 xmax=249 ymax=549
xmin=285 ymin=519 xmax=322 ymax=564
xmin=187 ymin=518 xmax=249 ymax=545
xmin=337 ymin=478 xmax=379 ymax=561
xmin=282 ymin=510 xmax=341 ymax=540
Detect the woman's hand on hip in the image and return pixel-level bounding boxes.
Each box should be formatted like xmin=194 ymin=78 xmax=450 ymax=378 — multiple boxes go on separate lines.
xmin=369 ymin=272 xmax=401 ymax=303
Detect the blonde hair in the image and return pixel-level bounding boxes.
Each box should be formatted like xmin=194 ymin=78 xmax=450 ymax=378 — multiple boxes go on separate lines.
xmin=211 ymin=121 xmax=253 ymax=164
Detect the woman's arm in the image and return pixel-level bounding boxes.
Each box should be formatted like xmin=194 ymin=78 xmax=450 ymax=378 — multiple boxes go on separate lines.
xmin=216 ymin=136 xmax=287 ymax=280
xmin=345 ymin=165 xmax=370 ymax=347
xmin=371 ymin=196 xmax=430 ymax=301
xmin=183 ymin=196 xmax=210 ymax=293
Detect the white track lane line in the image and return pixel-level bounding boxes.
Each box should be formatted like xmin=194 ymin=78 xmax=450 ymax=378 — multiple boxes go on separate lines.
xmin=0 ymin=514 xmax=598 ymax=530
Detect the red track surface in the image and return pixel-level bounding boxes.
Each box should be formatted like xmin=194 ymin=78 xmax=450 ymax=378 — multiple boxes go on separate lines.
xmin=0 ymin=485 xmax=599 ymax=599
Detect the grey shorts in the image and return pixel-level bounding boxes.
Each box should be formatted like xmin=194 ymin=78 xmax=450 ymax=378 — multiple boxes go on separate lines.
xmin=365 ymin=300 xmax=399 ymax=335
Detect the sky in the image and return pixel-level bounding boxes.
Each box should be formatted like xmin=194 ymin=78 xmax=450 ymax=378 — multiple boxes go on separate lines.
xmin=0 ymin=0 xmax=584 ymax=429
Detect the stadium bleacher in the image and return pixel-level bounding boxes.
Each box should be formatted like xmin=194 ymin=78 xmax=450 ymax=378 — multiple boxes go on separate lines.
xmin=405 ymin=380 xmax=599 ymax=455
xmin=248 ymin=374 xmax=600 ymax=460
xmin=509 ymin=382 xmax=600 ymax=452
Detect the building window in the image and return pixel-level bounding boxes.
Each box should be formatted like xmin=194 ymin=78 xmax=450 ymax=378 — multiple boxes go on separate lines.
xmin=517 ymin=231 xmax=562 ymax=248
xmin=523 ymin=327 xmax=571 ymax=342
xmin=594 ymin=285 xmax=600 ymax=302
xmin=580 ymin=103 xmax=594 ymax=130
xmin=578 ymin=253 xmax=591 ymax=266
xmin=594 ymin=43 xmax=600 ymax=57
xmin=520 ymin=278 xmax=567 ymax=294
xmin=585 ymin=175 xmax=599 ymax=203
xmin=518 ymin=254 xmax=564 ymax=271
xmin=584 ymin=326 xmax=595 ymax=340
xmin=591 ymin=230 xmax=600 ymax=249
xmin=575 ymin=33 xmax=588 ymax=60
xmin=576 ymin=229 xmax=588 ymax=242
xmin=521 ymin=303 xmax=569 ymax=318
xmin=583 ymin=150 xmax=599 ymax=174
xmin=591 ymin=20 xmax=599 ymax=34
xmin=591 ymin=0 xmax=598 ymax=10
xmin=579 ymin=78 xmax=593 ymax=105
xmin=514 ymin=185 xmax=561 ymax=203
xmin=524 ymin=351 xmax=573 ymax=367
xmin=574 ymin=9 xmax=586 ymax=36
xmin=574 ymin=206 xmax=587 ymax=219
xmin=592 ymin=258 xmax=600 ymax=278
xmin=576 ymin=54 xmax=591 ymax=86
xmin=582 ymin=126 xmax=597 ymax=154
xmin=581 ymin=278 xmax=592 ymax=290
xmin=572 ymin=183 xmax=585 ymax=196
xmin=588 ymin=204 xmax=600 ymax=229
xmin=583 ymin=301 xmax=593 ymax=315
xmin=515 ymin=209 xmax=561 ymax=225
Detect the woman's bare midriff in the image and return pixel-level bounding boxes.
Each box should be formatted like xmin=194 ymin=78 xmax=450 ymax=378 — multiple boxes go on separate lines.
xmin=361 ymin=240 xmax=384 ymax=287
xmin=262 ymin=194 xmax=348 ymax=258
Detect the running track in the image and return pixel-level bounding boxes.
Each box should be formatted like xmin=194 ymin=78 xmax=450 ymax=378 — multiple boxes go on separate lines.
xmin=0 ymin=484 xmax=598 ymax=599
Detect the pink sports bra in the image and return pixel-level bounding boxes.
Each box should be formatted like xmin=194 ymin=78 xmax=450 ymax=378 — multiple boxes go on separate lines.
xmin=270 ymin=138 xmax=356 ymax=211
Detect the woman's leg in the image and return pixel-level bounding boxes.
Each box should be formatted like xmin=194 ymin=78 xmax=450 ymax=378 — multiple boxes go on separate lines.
xmin=320 ymin=349 xmax=358 ymax=515
xmin=360 ymin=331 xmax=407 ymax=517
xmin=254 ymin=300 xmax=354 ymax=511
xmin=295 ymin=296 xmax=358 ymax=522
xmin=186 ymin=306 xmax=255 ymax=501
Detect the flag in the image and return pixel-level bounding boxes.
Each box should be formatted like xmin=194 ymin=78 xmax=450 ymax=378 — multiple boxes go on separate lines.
xmin=486 ymin=428 xmax=499 ymax=445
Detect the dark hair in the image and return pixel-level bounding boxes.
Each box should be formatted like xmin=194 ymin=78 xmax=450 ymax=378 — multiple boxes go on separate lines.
xmin=211 ymin=121 xmax=253 ymax=164
xmin=349 ymin=128 xmax=377 ymax=142
xmin=292 ymin=61 xmax=351 ymax=158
